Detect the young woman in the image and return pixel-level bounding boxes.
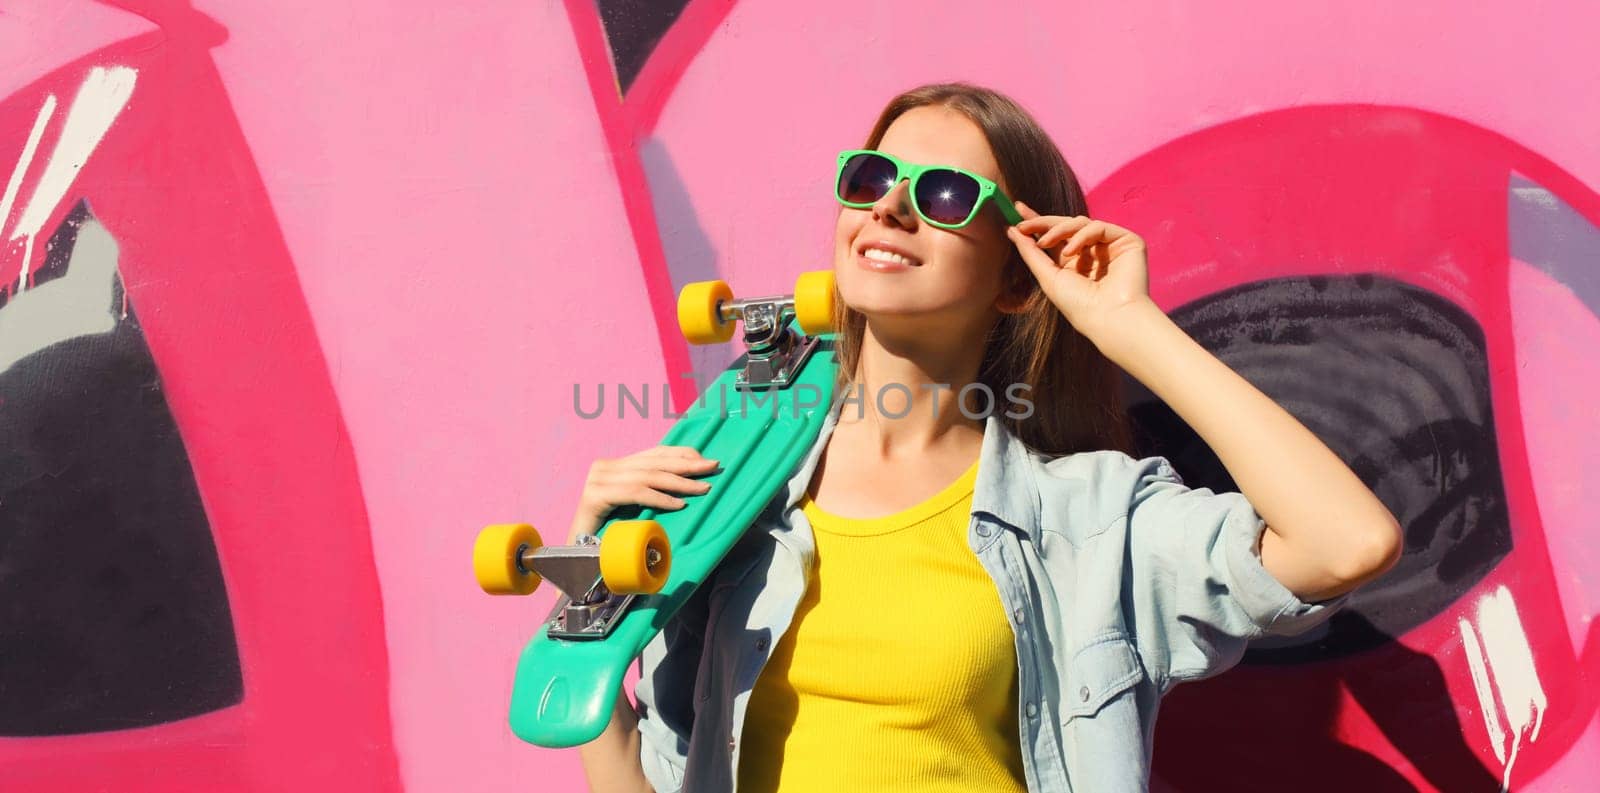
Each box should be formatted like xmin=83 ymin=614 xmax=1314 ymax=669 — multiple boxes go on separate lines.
xmin=569 ymin=83 xmax=1402 ymax=793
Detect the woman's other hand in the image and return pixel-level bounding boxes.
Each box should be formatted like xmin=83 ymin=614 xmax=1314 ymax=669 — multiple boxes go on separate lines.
xmin=567 ymin=446 xmax=719 ymax=543
xmin=1005 ymin=200 xmax=1154 ymax=340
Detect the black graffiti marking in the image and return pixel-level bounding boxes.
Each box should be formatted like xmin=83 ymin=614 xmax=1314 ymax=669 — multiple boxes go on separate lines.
xmin=0 ymin=202 xmax=243 ymax=735
xmin=1126 ymin=274 xmax=1511 ymax=663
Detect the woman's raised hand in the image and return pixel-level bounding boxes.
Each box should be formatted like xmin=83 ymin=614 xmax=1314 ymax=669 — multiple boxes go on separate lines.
xmin=1005 ymin=201 xmax=1153 ymax=340
xmin=567 ymin=446 xmax=719 ymax=543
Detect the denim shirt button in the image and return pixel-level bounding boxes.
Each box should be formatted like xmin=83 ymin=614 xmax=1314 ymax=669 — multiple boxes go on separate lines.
xmin=1013 ymin=607 xmax=1026 ymax=624
xmin=976 ymin=523 xmax=993 ymax=538
xmin=1026 ymin=702 xmax=1038 ymax=719
xmin=756 ymin=638 xmax=769 ymax=652
xmin=1079 ymin=685 xmax=1091 ymax=702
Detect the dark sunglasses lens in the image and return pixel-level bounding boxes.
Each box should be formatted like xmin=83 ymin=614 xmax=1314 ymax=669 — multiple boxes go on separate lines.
xmin=915 ymin=169 xmax=981 ymax=225
xmin=838 ymin=153 xmax=898 ymax=204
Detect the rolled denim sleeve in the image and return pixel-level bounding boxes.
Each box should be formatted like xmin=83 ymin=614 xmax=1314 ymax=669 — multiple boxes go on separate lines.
xmin=633 ymin=582 xmax=711 ymax=793
xmin=1122 ymin=454 xmax=1352 ymax=689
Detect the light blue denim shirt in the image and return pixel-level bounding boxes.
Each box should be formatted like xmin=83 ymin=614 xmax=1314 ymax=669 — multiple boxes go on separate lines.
xmin=633 ymin=398 xmax=1354 ymax=792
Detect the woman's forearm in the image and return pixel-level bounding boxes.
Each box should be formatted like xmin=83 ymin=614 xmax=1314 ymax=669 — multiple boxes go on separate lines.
xmin=577 ymin=689 xmax=656 ymax=793
xmin=1088 ymin=299 xmax=1402 ymax=599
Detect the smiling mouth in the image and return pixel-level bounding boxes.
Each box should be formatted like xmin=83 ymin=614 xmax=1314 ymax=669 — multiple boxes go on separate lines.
xmin=859 ymin=247 xmax=921 ymax=267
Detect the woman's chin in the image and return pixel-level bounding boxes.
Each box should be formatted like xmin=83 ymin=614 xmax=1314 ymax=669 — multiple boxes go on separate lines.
xmin=849 ymin=303 xmax=942 ymax=324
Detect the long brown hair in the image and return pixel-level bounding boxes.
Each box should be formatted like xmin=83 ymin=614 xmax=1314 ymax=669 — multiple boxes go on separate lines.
xmin=833 ymin=82 xmax=1134 ymax=458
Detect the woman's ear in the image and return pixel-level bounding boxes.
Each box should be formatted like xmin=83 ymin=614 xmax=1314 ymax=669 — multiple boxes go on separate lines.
xmin=995 ymin=290 xmax=1029 ymax=314
xmin=994 ymin=259 xmax=1032 ymax=314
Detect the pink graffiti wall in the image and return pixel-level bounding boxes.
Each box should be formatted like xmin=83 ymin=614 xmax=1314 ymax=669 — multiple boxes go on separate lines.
xmin=0 ymin=1 xmax=1595 ymax=791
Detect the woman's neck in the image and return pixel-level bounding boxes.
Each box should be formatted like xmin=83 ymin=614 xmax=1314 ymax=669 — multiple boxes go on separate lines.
xmin=839 ymin=320 xmax=991 ymax=459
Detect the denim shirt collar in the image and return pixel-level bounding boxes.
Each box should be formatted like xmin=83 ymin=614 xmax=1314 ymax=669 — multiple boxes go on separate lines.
xmin=776 ymin=396 xmax=1043 ymax=546
xmin=971 ymin=408 xmax=1043 ymax=543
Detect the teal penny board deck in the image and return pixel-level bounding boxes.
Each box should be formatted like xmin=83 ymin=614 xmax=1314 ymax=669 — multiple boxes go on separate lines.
xmin=508 ymin=337 xmax=837 ymax=748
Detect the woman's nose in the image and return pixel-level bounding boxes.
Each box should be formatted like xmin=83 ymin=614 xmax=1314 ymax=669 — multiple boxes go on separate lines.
xmin=870 ymin=178 xmax=917 ymax=227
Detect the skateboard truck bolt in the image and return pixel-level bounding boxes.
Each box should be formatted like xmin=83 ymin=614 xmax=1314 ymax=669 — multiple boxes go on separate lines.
xmin=715 ymin=293 xmax=822 ymax=391
xmin=518 ymin=533 xmax=662 ymax=640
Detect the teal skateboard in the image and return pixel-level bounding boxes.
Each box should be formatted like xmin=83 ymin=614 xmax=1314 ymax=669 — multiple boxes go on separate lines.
xmin=473 ymin=270 xmax=838 ymax=748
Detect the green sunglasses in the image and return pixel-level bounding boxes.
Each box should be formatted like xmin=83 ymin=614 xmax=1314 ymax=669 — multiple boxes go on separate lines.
xmin=834 ymin=148 xmax=1024 ymax=229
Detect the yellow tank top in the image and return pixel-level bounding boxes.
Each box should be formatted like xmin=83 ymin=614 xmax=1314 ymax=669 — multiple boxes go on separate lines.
xmin=736 ymin=458 xmax=1027 ymax=792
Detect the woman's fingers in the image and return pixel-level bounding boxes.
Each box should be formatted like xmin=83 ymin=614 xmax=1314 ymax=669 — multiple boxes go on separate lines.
xmin=640 ymin=469 xmax=715 ymax=494
xmin=618 ymin=454 xmax=719 ymax=476
xmin=1007 ymin=226 xmax=1062 ymax=274
xmin=1017 ymin=216 xmax=1135 ymax=259
xmin=619 ymin=445 xmax=718 ymax=472
xmin=602 ymin=470 xmax=709 ymax=513
xmin=1035 ymin=222 xmax=1084 ymax=250
xmin=1060 ymin=221 xmax=1111 ymax=256
xmin=1057 ymin=225 xmax=1123 ymax=282
xmin=637 ymin=444 xmax=706 ymax=461
xmin=1017 ymin=215 xmax=1098 ymax=256
xmin=1062 ymin=219 xmax=1138 ymax=256
xmin=1010 ymin=213 xmax=1108 ymax=282
xmin=624 ymin=484 xmax=691 ymax=511
xmin=594 ymin=458 xmax=718 ymax=496
xmin=1014 ymin=215 xmax=1084 ymax=235
xmin=573 ymin=445 xmax=719 ymax=539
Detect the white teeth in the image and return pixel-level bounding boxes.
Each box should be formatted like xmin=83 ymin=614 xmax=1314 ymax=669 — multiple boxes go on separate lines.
xmin=863 ymin=247 xmax=916 ymax=265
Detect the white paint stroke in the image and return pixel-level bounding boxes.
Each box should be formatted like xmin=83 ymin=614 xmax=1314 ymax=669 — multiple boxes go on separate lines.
xmin=20 ymin=234 xmax=32 ymax=295
xmin=1460 ymin=617 xmax=1506 ymax=763
xmin=1479 ymin=585 xmax=1547 ymax=792
xmin=2 ymin=94 xmax=55 ymax=294
xmin=1461 ymin=584 xmax=1548 ymax=793
xmin=9 ymin=66 xmax=137 ymax=243
xmin=0 ymin=93 xmax=55 ymax=240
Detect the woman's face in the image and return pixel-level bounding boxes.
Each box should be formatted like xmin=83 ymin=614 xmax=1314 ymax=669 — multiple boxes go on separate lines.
xmin=832 ymin=105 xmax=1021 ymax=328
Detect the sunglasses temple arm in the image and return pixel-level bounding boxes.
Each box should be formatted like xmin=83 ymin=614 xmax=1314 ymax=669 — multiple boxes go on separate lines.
xmin=993 ymin=189 xmax=1025 ymax=226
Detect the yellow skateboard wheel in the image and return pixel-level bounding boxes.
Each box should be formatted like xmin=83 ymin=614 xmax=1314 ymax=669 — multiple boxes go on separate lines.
xmin=474 ymin=523 xmax=543 ymax=595
xmin=793 ymin=270 xmax=835 ymax=336
xmin=677 ymin=280 xmax=735 ymax=344
xmin=599 ymin=520 xmax=672 ymax=595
